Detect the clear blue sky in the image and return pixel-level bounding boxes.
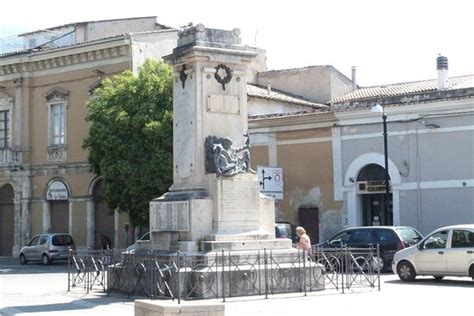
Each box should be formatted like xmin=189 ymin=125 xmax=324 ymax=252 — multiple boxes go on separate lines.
xmin=2 ymin=0 xmax=474 ymax=86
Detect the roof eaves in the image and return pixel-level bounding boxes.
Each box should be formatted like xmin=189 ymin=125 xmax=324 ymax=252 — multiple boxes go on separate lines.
xmin=18 ymin=16 xmax=158 ymax=36
xmin=0 ymin=34 xmax=128 ymax=59
xmin=249 ymin=109 xmax=331 ymax=121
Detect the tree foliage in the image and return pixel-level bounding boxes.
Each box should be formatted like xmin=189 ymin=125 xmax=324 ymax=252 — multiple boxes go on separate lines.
xmin=84 ymin=60 xmax=173 ymax=227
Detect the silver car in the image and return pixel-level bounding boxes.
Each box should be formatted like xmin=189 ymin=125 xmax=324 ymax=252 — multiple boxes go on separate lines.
xmin=19 ymin=233 xmax=75 ymax=265
xmin=392 ymin=224 xmax=474 ymax=281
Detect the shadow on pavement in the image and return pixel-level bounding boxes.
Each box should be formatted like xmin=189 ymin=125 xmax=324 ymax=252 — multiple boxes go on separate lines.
xmin=385 ymin=277 xmax=474 ymax=288
xmin=1 ymin=296 xmax=133 ymax=314
xmin=0 ymin=257 xmax=69 ymax=275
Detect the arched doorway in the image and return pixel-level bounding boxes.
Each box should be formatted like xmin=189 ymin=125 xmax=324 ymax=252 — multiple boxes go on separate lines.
xmin=46 ymin=180 xmax=70 ymax=233
xmin=356 ymin=164 xmax=393 ymax=226
xmin=93 ymin=179 xmax=114 ymax=249
xmin=0 ymin=184 xmax=14 ymax=256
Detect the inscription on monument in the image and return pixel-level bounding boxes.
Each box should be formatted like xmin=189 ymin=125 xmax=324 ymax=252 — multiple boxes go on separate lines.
xmin=219 ymin=180 xmax=259 ymax=214
xmin=150 ymin=201 xmax=190 ymax=232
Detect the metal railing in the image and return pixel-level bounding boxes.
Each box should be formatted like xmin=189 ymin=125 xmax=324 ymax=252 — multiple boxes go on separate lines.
xmin=312 ymin=245 xmax=381 ymax=293
xmin=68 ymin=246 xmax=380 ymax=301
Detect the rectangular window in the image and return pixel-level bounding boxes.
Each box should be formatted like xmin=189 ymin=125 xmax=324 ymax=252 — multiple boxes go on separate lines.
xmin=50 ymin=103 xmax=65 ymax=145
xmin=0 ymin=110 xmax=9 ymax=148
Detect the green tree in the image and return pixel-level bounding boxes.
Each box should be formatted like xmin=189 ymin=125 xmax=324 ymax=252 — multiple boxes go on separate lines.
xmin=84 ymin=60 xmax=173 ymax=227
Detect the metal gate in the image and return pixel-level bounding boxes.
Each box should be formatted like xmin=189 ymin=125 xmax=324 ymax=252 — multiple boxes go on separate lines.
xmin=0 ymin=184 xmax=14 ymax=256
xmin=50 ymin=200 xmax=69 ymax=233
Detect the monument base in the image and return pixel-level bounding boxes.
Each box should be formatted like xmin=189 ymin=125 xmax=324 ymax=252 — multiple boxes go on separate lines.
xmin=135 ymin=300 xmax=224 ymax=316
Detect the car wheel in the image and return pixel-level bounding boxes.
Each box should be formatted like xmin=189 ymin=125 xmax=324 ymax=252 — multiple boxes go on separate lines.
xmin=42 ymin=254 xmax=51 ymax=265
xmin=397 ymin=261 xmax=416 ymax=282
xmin=19 ymin=254 xmax=27 ymax=265
xmin=433 ymin=276 xmax=444 ymax=281
xmin=469 ymin=264 xmax=474 ymax=280
xmin=373 ymin=256 xmax=386 ymax=273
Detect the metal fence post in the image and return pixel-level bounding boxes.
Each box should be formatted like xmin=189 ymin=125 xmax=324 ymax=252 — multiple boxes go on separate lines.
xmin=377 ymin=244 xmax=381 ymax=291
xmin=215 ymin=251 xmax=219 ymax=299
xmin=264 ymin=248 xmax=268 ymax=299
xmin=303 ymin=250 xmax=307 ymax=296
xmin=221 ymin=250 xmax=226 ymax=302
xmin=67 ymin=249 xmax=71 ymax=292
xmin=177 ymin=250 xmax=181 ymax=304
xmin=341 ymin=246 xmax=345 ymax=294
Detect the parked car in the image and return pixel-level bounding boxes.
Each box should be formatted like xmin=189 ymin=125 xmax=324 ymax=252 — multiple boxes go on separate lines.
xmin=19 ymin=233 xmax=75 ymax=265
xmin=125 ymin=232 xmax=150 ymax=253
xmin=319 ymin=226 xmax=423 ymax=272
xmin=393 ymin=224 xmax=474 ymax=281
xmin=275 ymin=222 xmax=298 ymax=243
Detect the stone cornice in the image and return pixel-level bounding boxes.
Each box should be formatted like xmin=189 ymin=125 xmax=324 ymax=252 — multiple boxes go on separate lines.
xmin=0 ymin=39 xmax=130 ymax=77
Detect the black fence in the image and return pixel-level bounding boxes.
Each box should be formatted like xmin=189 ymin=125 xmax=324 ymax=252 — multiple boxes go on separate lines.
xmin=68 ymin=246 xmax=380 ymax=302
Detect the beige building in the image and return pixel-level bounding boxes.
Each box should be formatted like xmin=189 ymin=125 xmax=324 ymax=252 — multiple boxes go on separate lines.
xmin=248 ymin=66 xmax=355 ymax=243
xmin=0 ymin=17 xmax=178 ymax=256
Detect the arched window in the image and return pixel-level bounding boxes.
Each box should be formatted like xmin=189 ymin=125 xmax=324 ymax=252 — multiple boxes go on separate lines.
xmin=357 ymin=163 xmax=389 ymax=181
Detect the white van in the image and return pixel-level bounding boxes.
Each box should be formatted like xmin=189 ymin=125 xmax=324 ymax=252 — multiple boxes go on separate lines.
xmin=392 ymin=224 xmax=474 ymax=281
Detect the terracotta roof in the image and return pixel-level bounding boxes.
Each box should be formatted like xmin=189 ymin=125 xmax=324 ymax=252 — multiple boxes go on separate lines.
xmin=331 ymin=74 xmax=474 ymax=104
xmin=247 ymin=83 xmax=327 ymax=109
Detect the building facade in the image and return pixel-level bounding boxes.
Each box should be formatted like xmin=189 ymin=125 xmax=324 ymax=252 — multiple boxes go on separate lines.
xmin=0 ymin=17 xmax=178 ymax=256
xmin=249 ymin=58 xmax=474 ymax=242
xmin=332 ymin=67 xmax=474 ymax=235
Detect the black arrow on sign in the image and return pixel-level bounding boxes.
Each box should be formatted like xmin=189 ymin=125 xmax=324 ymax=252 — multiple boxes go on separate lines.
xmin=259 ymin=169 xmax=272 ymax=191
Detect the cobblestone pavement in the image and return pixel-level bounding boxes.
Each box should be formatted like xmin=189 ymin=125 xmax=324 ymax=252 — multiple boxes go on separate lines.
xmin=1 ymin=257 xmax=472 ymax=316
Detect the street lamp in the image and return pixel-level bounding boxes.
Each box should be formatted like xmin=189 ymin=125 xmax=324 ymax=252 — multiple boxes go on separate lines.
xmin=371 ymin=103 xmax=390 ymax=224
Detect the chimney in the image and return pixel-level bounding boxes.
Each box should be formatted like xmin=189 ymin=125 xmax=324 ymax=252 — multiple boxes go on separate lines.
xmin=267 ymin=83 xmax=272 ymax=94
xmin=351 ymin=66 xmax=357 ymax=90
xmin=437 ymin=55 xmax=448 ymax=90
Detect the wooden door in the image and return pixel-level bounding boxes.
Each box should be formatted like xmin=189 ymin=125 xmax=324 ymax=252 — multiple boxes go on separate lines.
xmin=298 ymin=207 xmax=319 ymax=244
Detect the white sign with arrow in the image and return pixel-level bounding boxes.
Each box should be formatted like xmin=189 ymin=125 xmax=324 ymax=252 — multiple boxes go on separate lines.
xmin=257 ymin=166 xmax=283 ymax=200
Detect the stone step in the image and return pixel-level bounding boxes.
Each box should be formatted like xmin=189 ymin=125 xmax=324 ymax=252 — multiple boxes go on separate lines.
xmin=202 ymin=238 xmax=292 ymax=252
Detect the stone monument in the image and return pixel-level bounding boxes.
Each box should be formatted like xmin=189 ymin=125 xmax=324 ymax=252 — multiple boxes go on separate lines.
xmin=149 ymin=24 xmax=291 ymax=253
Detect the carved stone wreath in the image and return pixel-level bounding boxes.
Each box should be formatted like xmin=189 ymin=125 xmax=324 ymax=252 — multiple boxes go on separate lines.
xmin=214 ymin=64 xmax=232 ymax=90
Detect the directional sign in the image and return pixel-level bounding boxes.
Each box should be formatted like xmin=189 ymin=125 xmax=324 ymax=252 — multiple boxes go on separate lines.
xmin=257 ymin=166 xmax=283 ymax=200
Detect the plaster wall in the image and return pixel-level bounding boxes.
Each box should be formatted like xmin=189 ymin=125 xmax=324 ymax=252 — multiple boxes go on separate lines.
xmin=257 ymin=66 xmax=353 ymax=104
xmin=71 ymin=201 xmax=87 ymax=245
xmin=339 ymin=109 xmax=474 ymax=235
xmin=130 ymin=31 xmax=178 ymax=74
xmin=30 ymin=201 xmax=43 ymax=236
xmin=86 ymin=17 xmax=162 ymax=42
xmin=28 ymin=62 xmax=129 ymax=164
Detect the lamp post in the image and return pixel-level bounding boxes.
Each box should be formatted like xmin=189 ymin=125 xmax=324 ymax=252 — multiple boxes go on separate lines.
xmin=371 ymin=103 xmax=390 ymax=224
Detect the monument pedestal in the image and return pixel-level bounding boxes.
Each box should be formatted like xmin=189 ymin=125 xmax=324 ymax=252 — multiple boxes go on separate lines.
xmin=150 ymin=173 xmax=291 ymax=252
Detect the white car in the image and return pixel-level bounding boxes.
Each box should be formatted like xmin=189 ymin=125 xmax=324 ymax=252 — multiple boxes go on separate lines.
xmin=392 ymin=224 xmax=474 ymax=281
xmin=125 ymin=232 xmax=150 ymax=253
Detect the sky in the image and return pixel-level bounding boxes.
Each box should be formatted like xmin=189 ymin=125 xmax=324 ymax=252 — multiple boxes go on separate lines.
xmin=1 ymin=0 xmax=474 ymax=86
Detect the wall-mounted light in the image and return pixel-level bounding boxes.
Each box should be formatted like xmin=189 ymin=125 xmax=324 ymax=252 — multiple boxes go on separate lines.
xmin=349 ymin=177 xmax=355 ymax=183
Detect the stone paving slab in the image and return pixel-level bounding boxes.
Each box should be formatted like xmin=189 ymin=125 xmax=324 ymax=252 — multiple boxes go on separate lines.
xmin=1 ymin=258 xmax=473 ymax=316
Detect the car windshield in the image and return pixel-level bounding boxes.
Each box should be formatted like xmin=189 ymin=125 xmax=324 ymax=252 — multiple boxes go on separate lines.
xmin=275 ymin=224 xmax=292 ymax=238
xmin=395 ymin=227 xmax=422 ymax=244
xmin=52 ymin=235 xmax=74 ymax=246
xmin=140 ymin=232 xmax=150 ymax=241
